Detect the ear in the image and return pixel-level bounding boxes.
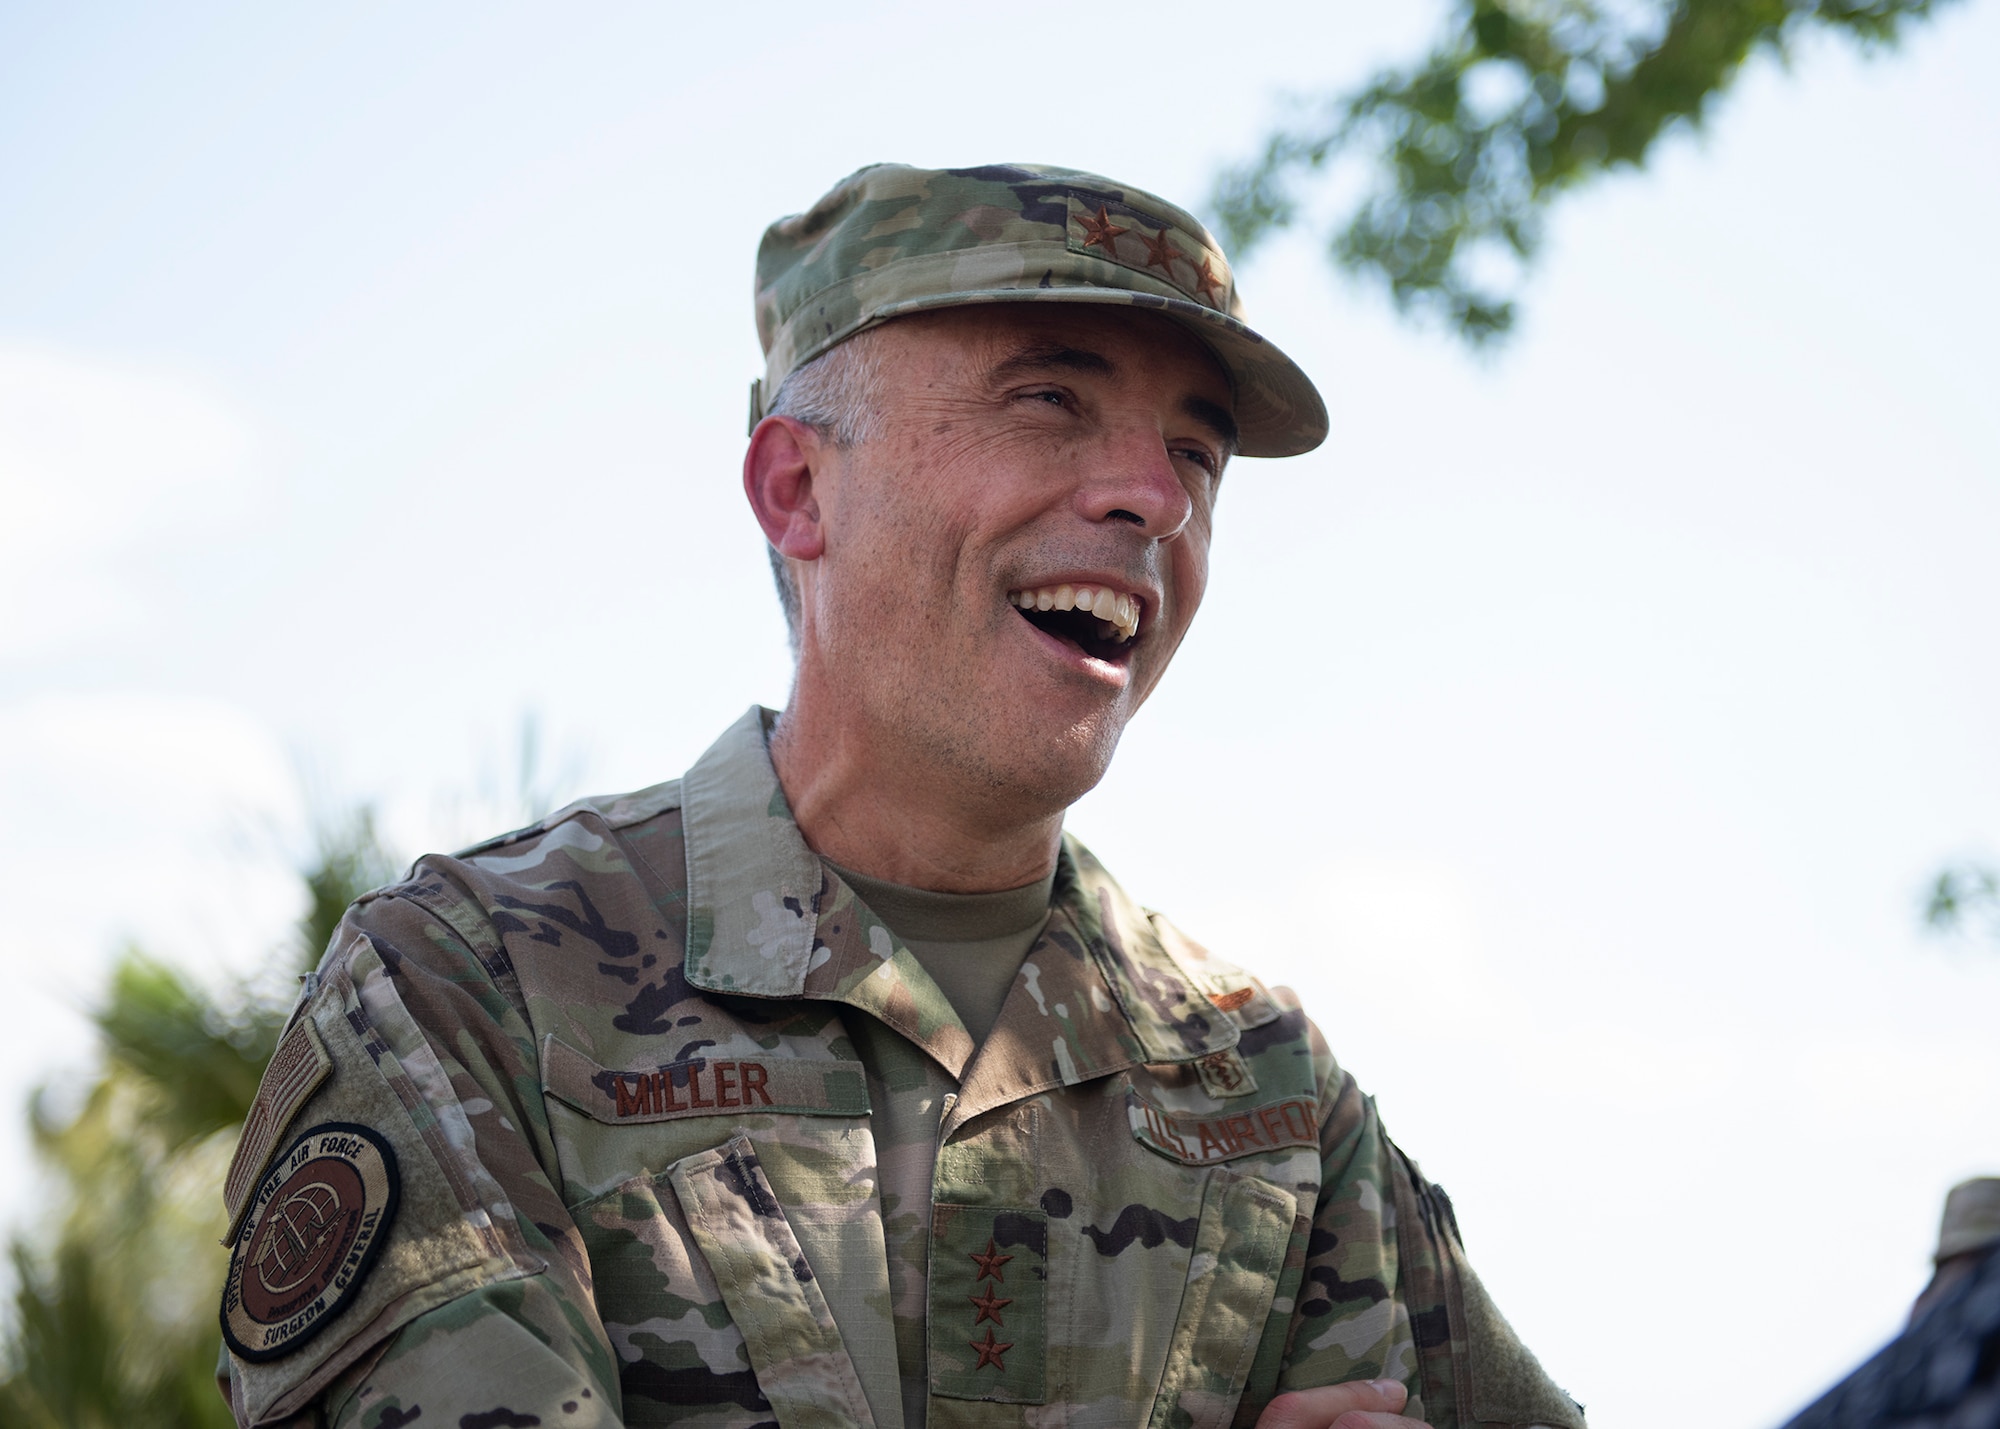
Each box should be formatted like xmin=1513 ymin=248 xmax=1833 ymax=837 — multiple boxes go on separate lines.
xmin=742 ymin=415 xmax=828 ymax=562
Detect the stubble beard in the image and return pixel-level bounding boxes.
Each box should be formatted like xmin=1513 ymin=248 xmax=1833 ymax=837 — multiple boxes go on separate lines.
xmin=860 ymin=656 xmax=1127 ymax=834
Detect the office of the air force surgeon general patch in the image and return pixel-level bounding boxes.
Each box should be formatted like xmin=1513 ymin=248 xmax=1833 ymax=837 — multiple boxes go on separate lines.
xmin=221 ymin=1122 xmax=399 ymax=1361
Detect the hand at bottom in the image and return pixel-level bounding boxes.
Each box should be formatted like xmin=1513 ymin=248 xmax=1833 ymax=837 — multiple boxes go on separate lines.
xmin=1254 ymin=1377 xmax=1427 ymax=1429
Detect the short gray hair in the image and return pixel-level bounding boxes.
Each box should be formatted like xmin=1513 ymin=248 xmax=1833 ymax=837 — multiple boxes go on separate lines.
xmin=762 ymin=331 xmax=884 ymax=649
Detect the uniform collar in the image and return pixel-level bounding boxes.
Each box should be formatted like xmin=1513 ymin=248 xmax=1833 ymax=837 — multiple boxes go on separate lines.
xmin=679 ymin=706 xmax=1235 ymax=1075
xmin=680 ymin=706 xmax=825 ymax=996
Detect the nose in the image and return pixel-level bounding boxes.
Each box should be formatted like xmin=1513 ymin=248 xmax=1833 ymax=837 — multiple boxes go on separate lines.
xmin=1077 ymin=428 xmax=1194 ymax=538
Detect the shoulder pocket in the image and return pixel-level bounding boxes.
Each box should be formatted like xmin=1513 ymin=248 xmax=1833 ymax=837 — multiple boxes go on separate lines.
xmin=224 ymin=935 xmax=540 ymax=1426
xmin=1390 ymin=1148 xmax=1585 ymax=1429
xmin=1147 ymin=1166 xmax=1297 ymax=1429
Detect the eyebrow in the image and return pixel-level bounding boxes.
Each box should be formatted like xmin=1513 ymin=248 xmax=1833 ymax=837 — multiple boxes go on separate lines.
xmin=988 ymin=341 xmax=1114 ymax=383
xmin=1183 ymin=395 xmax=1239 ymax=456
xmin=988 ymin=341 xmax=1241 ymax=454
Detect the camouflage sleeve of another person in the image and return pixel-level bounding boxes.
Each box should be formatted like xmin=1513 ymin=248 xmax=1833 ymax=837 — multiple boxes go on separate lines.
xmin=217 ymin=875 xmax=620 ymax=1428
xmin=1277 ymin=1043 xmax=1587 ymax=1429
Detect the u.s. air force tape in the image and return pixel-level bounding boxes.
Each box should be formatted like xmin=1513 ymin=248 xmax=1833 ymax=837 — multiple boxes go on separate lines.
xmin=221 ymin=1122 xmax=399 ymax=1362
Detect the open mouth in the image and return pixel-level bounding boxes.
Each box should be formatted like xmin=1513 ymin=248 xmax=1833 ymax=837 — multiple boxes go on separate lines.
xmin=1008 ymin=583 xmax=1142 ymax=663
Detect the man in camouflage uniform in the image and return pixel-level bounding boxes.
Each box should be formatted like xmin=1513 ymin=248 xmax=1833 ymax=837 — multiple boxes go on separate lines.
xmin=216 ymin=163 xmax=1585 ymax=1429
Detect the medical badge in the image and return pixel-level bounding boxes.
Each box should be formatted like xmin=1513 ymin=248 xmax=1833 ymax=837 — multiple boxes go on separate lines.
xmin=221 ymin=1122 xmax=399 ymax=1361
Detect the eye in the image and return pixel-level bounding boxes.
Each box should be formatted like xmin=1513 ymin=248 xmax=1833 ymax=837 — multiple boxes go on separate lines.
xmin=1172 ymin=444 xmax=1221 ymax=478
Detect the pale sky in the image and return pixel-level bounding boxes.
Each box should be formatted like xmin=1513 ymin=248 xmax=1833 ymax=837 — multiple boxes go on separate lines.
xmin=3 ymin=4 xmax=1998 ymax=1425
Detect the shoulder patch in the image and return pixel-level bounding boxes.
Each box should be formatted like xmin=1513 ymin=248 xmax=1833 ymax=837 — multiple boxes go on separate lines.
xmin=221 ymin=1122 xmax=400 ymax=1362
xmin=222 ymin=1014 xmax=333 ymax=1243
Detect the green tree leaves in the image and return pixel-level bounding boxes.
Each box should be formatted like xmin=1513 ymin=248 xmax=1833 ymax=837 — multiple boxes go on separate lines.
xmin=1213 ymin=0 xmax=1958 ymax=343
xmin=1926 ymin=863 xmax=2000 ymax=944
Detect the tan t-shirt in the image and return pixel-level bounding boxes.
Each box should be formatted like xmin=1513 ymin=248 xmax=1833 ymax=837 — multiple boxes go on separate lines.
xmin=831 ymin=861 xmax=1054 ymax=1042
xmin=825 ymin=860 xmax=1054 ymax=1427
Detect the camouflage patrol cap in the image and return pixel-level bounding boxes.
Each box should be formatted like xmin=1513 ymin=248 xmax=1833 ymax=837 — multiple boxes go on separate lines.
xmin=751 ymin=162 xmax=1328 ymax=459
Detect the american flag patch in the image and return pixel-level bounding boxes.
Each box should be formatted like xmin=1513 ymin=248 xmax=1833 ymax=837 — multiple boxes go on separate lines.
xmin=221 ymin=1014 xmax=332 ymax=1243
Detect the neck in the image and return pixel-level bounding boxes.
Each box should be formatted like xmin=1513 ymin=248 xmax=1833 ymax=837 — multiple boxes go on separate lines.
xmin=768 ymin=692 xmax=1064 ymax=895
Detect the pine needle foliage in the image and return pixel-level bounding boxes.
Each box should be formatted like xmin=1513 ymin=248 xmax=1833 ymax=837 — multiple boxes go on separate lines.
xmin=0 ymin=812 xmax=396 ymax=1428
xmin=1213 ymin=0 xmax=1957 ymax=344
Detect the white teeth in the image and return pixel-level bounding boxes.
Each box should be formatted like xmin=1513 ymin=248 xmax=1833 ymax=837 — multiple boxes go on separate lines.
xmin=1006 ymin=582 xmax=1143 ymax=643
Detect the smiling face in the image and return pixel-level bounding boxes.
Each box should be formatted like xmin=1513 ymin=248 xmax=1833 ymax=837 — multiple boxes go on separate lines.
xmin=788 ymin=304 xmax=1235 ymax=825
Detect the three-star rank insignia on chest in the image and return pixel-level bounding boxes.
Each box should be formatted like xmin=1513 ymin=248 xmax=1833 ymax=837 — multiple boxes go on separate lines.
xmin=967 ymin=1239 xmax=1016 ymax=1370
xmin=221 ymin=1122 xmax=400 ymax=1361
xmin=930 ymin=1205 xmax=1047 ymax=1403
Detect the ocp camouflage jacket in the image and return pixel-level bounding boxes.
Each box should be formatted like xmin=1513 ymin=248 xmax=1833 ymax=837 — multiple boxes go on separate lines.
xmin=216 ymin=708 xmax=1585 ymax=1429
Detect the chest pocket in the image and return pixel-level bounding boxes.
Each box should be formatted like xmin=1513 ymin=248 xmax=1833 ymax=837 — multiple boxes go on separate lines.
xmin=672 ymin=1136 xmax=878 ymax=1429
xmin=545 ymin=1038 xmax=883 ymax=1428
xmin=573 ymin=1135 xmax=879 ymax=1429
xmin=1147 ymin=1166 xmax=1298 ymax=1429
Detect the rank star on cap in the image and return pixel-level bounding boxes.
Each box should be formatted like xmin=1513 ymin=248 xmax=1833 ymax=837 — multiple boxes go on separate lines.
xmin=1075 ymin=202 xmax=1129 ymax=252
xmin=1192 ymin=253 xmax=1225 ymax=304
xmin=1137 ymin=223 xmax=1182 ymax=277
